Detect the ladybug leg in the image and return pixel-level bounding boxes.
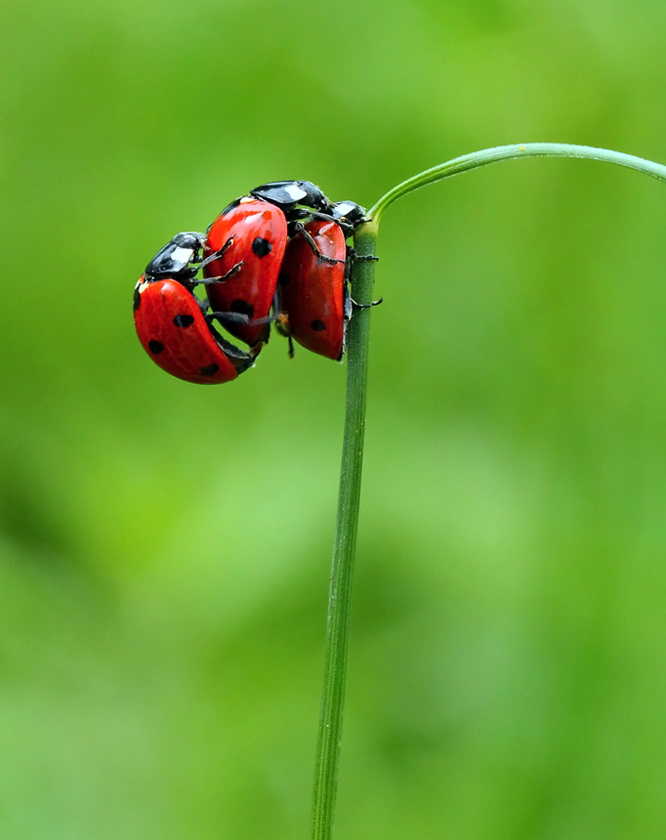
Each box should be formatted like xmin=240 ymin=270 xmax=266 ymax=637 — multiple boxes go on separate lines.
xmin=342 ymin=251 xmax=381 ymax=311
xmin=351 ymin=297 xmax=383 ymax=310
xmin=347 ymin=247 xmax=379 ymax=264
xmin=271 ymin=286 xmax=281 ymax=314
xmin=270 ymin=287 xmax=286 ymax=324
xmin=305 ymin=212 xmax=356 ymax=238
xmin=247 ymin=314 xmax=278 ymax=326
xmin=208 ymin=311 xmax=278 ymax=327
xmin=271 ymin=288 xmax=295 ymax=358
xmin=345 ymin=272 xmax=382 ymax=313
xmin=193 ymin=262 xmax=243 ymax=286
xmin=274 ymin=312 xmax=296 ymax=358
xmin=198 ymin=236 xmax=235 ymax=271
xmin=291 ymin=222 xmax=346 ymax=265
xmin=207 ymin=311 xmax=251 ymax=325
xmin=302 ymin=212 xmax=359 ymax=238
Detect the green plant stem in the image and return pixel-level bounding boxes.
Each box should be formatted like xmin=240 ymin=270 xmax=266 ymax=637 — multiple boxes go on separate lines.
xmin=311 ymin=140 xmax=666 ymax=840
xmin=311 ymin=221 xmax=378 ymax=840
xmin=370 ymin=142 xmax=666 ymax=223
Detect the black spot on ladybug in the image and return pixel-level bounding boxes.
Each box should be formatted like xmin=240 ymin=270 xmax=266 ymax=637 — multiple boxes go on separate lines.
xmin=174 ymin=314 xmax=194 ymax=328
xmin=200 ymin=363 xmax=220 ymax=377
xmin=311 ymin=320 xmax=326 ymax=331
xmin=252 ymin=237 xmax=272 ymax=258
xmin=278 ymin=271 xmax=290 ymax=287
xmin=231 ymin=299 xmax=254 ymax=318
xmin=133 ymin=288 xmax=141 ymax=311
xmin=149 ymin=340 xmax=164 ymax=354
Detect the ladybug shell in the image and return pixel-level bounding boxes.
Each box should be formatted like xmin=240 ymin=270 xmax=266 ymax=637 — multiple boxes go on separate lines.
xmin=133 ymin=277 xmax=248 ymax=384
xmin=279 ymin=220 xmax=347 ymax=360
xmin=204 ymin=198 xmax=288 ymax=347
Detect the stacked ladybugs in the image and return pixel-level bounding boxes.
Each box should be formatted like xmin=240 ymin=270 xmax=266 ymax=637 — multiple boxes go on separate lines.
xmin=133 ymin=181 xmax=375 ymax=384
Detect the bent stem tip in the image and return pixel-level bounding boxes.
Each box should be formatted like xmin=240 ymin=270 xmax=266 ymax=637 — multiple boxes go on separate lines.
xmin=369 ymin=142 xmax=666 ymax=223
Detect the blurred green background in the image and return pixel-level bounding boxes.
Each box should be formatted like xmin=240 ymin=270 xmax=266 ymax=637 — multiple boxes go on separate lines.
xmin=2 ymin=1 xmax=666 ymax=837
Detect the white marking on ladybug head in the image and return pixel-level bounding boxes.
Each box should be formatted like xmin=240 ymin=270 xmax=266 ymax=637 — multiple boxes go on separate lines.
xmin=240 ymin=196 xmax=254 ymax=204
xmin=285 ymin=184 xmax=305 ymax=201
xmin=335 ymin=201 xmax=354 ymax=215
xmin=170 ymin=246 xmax=193 ymax=265
xmin=138 ymin=280 xmax=150 ymax=294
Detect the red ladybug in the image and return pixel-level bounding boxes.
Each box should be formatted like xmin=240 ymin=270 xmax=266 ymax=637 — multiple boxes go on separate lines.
xmin=277 ymin=220 xmax=350 ymax=361
xmin=203 ymin=197 xmax=288 ymax=348
xmin=133 ymin=277 xmax=256 ymax=384
xmin=134 ymin=229 xmax=258 ymax=384
xmin=203 ymin=182 xmax=369 ymax=349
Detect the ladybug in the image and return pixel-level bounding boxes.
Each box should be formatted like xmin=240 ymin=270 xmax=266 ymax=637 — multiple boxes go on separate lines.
xmin=203 ymin=182 xmax=369 ymax=348
xmin=203 ymin=198 xmax=289 ymax=348
xmin=277 ymin=219 xmax=351 ymax=361
xmin=134 ymin=234 xmax=256 ymax=384
xmin=133 ymin=276 xmax=258 ymax=384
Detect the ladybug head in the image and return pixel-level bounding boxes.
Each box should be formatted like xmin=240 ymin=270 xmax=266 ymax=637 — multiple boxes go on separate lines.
xmin=331 ymin=201 xmax=367 ymax=230
xmin=144 ymin=231 xmax=206 ymax=281
xmin=171 ymin=231 xmax=205 ymax=250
